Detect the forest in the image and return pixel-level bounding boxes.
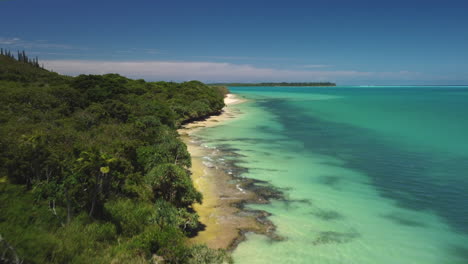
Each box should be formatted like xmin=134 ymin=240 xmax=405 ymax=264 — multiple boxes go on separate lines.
xmin=0 ymin=51 xmax=230 ymax=263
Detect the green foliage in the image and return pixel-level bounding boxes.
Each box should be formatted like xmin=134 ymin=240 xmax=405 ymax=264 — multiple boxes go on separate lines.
xmin=0 ymin=51 xmax=67 ymax=84
xmin=137 ymin=137 xmax=191 ymax=172
xmin=145 ymin=164 xmax=202 ymax=207
xmin=187 ymin=245 xmax=233 ymax=264
xmin=105 ymin=198 xmax=154 ymax=236
xmin=0 ymin=52 xmax=228 ymax=263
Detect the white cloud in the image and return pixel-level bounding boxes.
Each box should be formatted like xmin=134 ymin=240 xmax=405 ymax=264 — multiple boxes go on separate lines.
xmin=303 ymin=64 xmax=333 ymax=68
xmin=115 ymin=48 xmax=164 ymax=55
xmin=0 ymin=37 xmax=79 ymax=50
xmin=0 ymin=37 xmax=21 ymax=45
xmin=191 ymin=55 xmax=294 ymax=61
xmin=42 ymin=59 xmax=421 ymax=83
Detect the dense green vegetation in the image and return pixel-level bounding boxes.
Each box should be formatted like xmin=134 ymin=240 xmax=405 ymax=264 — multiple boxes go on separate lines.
xmin=209 ymin=82 xmax=336 ymax=87
xmin=0 ymin=52 xmax=230 ymax=263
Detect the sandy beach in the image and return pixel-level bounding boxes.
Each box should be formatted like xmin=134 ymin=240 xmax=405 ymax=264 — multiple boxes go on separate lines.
xmin=179 ymin=94 xmax=277 ymax=249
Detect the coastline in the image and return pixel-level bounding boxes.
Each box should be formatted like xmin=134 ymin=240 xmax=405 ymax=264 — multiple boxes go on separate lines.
xmin=178 ymin=94 xmax=283 ymax=250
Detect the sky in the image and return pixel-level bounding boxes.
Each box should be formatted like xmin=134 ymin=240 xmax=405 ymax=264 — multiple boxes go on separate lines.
xmin=0 ymin=0 xmax=467 ymax=84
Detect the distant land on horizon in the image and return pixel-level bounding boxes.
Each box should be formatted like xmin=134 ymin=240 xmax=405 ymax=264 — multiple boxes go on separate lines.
xmin=356 ymin=84 xmax=468 ymax=86
xmin=210 ymin=83 xmax=468 ymax=87
xmin=209 ymin=82 xmax=336 ymax=87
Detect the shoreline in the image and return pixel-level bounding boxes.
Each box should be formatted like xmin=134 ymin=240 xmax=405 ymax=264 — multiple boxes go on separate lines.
xmin=178 ymin=94 xmax=284 ymax=250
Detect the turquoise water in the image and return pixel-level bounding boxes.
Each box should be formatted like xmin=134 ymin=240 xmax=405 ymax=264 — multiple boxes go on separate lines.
xmin=196 ymin=86 xmax=468 ymax=263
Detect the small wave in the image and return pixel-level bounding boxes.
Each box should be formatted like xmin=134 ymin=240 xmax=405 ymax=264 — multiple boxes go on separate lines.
xmin=236 ymin=183 xmax=246 ymax=193
xmin=202 ymin=161 xmax=215 ymax=168
xmin=201 ymin=144 xmax=217 ymax=149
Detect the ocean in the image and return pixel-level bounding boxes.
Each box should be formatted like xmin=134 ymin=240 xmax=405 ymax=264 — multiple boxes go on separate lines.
xmin=194 ymin=86 xmax=468 ymax=263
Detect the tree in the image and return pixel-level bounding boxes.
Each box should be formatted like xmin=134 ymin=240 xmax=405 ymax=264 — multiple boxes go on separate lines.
xmin=74 ymin=150 xmax=121 ymax=218
xmin=145 ymin=163 xmax=201 ymax=208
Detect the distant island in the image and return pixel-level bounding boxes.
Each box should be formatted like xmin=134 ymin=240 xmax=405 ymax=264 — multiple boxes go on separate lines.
xmin=208 ymin=82 xmax=336 ymax=87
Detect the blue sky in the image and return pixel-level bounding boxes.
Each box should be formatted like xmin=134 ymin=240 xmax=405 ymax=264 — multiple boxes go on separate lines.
xmin=1 ymin=0 xmax=467 ymax=84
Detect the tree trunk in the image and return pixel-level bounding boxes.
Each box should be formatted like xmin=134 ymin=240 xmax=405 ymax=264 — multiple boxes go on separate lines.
xmin=89 ymin=173 xmax=102 ymax=217
xmin=65 ymin=187 xmax=72 ymax=224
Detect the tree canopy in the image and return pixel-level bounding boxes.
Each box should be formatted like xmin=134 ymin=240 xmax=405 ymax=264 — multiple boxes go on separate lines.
xmin=0 ymin=51 xmax=230 ymax=263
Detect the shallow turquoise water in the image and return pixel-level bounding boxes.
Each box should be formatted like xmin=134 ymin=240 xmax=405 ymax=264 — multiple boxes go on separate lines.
xmin=195 ymin=86 xmax=468 ymax=263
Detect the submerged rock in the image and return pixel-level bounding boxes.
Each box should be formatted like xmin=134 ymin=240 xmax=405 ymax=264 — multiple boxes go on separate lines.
xmin=312 ymin=231 xmax=360 ymax=245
